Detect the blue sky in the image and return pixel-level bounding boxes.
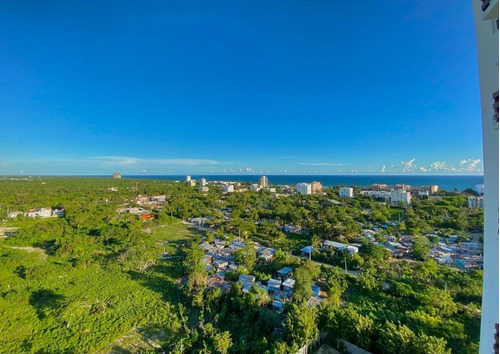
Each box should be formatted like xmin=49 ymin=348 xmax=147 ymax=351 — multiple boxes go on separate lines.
xmin=0 ymin=0 xmax=483 ymax=175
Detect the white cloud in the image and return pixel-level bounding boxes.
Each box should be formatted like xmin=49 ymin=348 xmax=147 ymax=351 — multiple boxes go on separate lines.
xmin=401 ymin=158 xmax=416 ymax=172
xmin=430 ymin=161 xmax=447 ymax=170
xmin=458 ymin=159 xmax=481 ymax=172
xmin=380 ymin=165 xmax=386 ymax=173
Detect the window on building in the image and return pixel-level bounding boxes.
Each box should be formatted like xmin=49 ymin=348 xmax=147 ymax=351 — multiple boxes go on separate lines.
xmin=493 ymin=90 xmax=499 ymax=129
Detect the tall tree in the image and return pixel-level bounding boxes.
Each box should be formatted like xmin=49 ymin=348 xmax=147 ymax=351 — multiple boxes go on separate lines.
xmin=411 ymin=236 xmax=430 ymax=261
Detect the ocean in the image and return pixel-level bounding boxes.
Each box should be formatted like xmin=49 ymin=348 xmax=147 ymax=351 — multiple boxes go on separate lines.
xmin=124 ymin=175 xmax=484 ymax=192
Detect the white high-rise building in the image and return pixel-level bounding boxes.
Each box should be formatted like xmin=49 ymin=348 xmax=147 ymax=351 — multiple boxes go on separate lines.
xmin=185 ymin=175 xmax=191 ymax=182
xmin=339 ymin=186 xmax=354 ymax=198
xmin=296 ymin=183 xmax=312 ymax=195
xmin=200 ymin=178 xmax=207 ymax=186
xmin=390 ymin=189 xmax=412 ymax=205
xmin=475 ymin=183 xmax=485 ymax=195
xmin=223 ymin=185 xmax=234 ymax=193
xmin=259 ymin=176 xmax=269 ymax=187
xmin=468 ymin=196 xmax=485 ymax=209
xmin=472 ymin=1 xmax=499 ymax=351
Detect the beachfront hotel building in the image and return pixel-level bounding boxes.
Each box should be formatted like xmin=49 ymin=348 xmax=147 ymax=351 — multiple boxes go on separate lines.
xmin=311 ymin=181 xmax=323 ymax=193
xmin=259 ymin=176 xmax=269 ymax=187
xmin=339 ymin=186 xmax=354 ymax=198
xmin=468 ymin=196 xmax=485 ymax=209
xmin=390 ymin=189 xmax=412 ymax=205
xmin=472 ymin=0 xmax=499 ymax=352
xmin=296 ymin=183 xmax=312 ymax=195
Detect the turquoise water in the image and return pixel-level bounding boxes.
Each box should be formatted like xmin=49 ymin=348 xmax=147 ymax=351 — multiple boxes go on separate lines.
xmin=125 ymin=175 xmax=483 ymax=191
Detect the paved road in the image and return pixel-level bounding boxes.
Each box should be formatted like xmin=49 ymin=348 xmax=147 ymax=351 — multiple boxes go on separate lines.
xmin=291 ymin=254 xmax=360 ymax=276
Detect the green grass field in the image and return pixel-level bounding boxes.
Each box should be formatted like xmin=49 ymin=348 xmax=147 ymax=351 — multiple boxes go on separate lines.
xmin=0 ymin=221 xmax=199 ymax=353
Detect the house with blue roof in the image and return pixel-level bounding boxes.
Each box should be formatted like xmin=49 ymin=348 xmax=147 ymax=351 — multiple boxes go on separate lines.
xmin=300 ymin=246 xmax=315 ymax=256
xmin=277 ymin=267 xmax=293 ymax=279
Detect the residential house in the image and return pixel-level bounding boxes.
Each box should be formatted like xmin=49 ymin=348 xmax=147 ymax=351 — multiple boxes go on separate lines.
xmin=322 ymin=240 xmax=359 ymax=254
xmin=52 ymin=208 xmax=65 ymax=217
xmin=238 ymin=274 xmax=256 ymax=293
xmin=283 ymin=224 xmax=302 ymax=234
xmin=277 ymin=267 xmax=293 ymax=280
xmin=306 ymin=295 xmax=323 ymax=308
xmin=300 ymin=246 xmax=316 ymax=257
xmin=257 ymin=247 xmax=276 ymax=261
xmin=282 ymin=278 xmax=295 ymax=293
xmin=272 ymin=300 xmax=285 ymax=313
xmin=150 ymin=195 xmax=166 ymax=202
xmin=26 ymin=207 xmax=52 ymax=218
xmin=267 ymin=279 xmax=282 ymax=295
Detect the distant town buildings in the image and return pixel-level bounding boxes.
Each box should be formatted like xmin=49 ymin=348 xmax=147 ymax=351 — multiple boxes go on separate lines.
xmin=360 ymin=190 xmax=391 ymax=199
xmin=185 ymin=175 xmax=191 ymax=182
xmin=422 ymin=185 xmax=439 ymax=194
xmin=150 ymin=195 xmax=166 ymax=203
xmin=296 ymin=183 xmax=312 ymax=195
xmin=11 ymin=207 xmax=66 ymax=219
xmin=199 ymin=186 xmax=209 ymax=192
xmin=223 ymin=185 xmax=234 ymax=193
xmin=259 ymin=176 xmax=268 ymax=187
xmin=395 ymin=184 xmax=411 ymax=191
xmin=390 ymin=189 xmax=412 ymax=205
xmin=468 ymin=196 xmax=484 ymax=209
xmin=371 ymin=183 xmax=388 ymax=191
xmin=112 ymin=172 xmax=121 ymax=179
xmin=188 ymin=180 xmax=197 ymax=187
xmin=27 ymin=207 xmax=52 ymax=218
xmin=249 ymin=184 xmax=261 ymax=192
xmin=475 ymin=184 xmax=484 ymax=195
xmin=200 ymin=178 xmax=207 ymax=186
xmin=339 ymin=186 xmax=354 ymax=198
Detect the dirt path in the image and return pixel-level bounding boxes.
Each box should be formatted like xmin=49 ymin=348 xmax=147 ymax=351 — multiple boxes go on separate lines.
xmin=0 ymin=227 xmax=18 ymax=239
xmin=4 ymin=245 xmax=47 ymax=259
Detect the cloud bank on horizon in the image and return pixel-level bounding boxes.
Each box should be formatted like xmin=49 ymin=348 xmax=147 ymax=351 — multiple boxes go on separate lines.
xmin=0 ymin=155 xmax=483 ymax=175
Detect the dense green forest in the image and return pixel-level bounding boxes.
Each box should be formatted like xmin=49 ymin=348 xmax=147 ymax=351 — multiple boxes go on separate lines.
xmin=0 ymin=177 xmax=483 ymax=353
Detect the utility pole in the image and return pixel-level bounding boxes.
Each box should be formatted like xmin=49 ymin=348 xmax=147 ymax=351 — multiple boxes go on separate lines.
xmin=344 ymin=253 xmax=348 ymax=274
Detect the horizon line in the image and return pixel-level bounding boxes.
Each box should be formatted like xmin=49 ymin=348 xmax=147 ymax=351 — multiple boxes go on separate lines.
xmin=1 ymin=173 xmax=485 ymax=177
